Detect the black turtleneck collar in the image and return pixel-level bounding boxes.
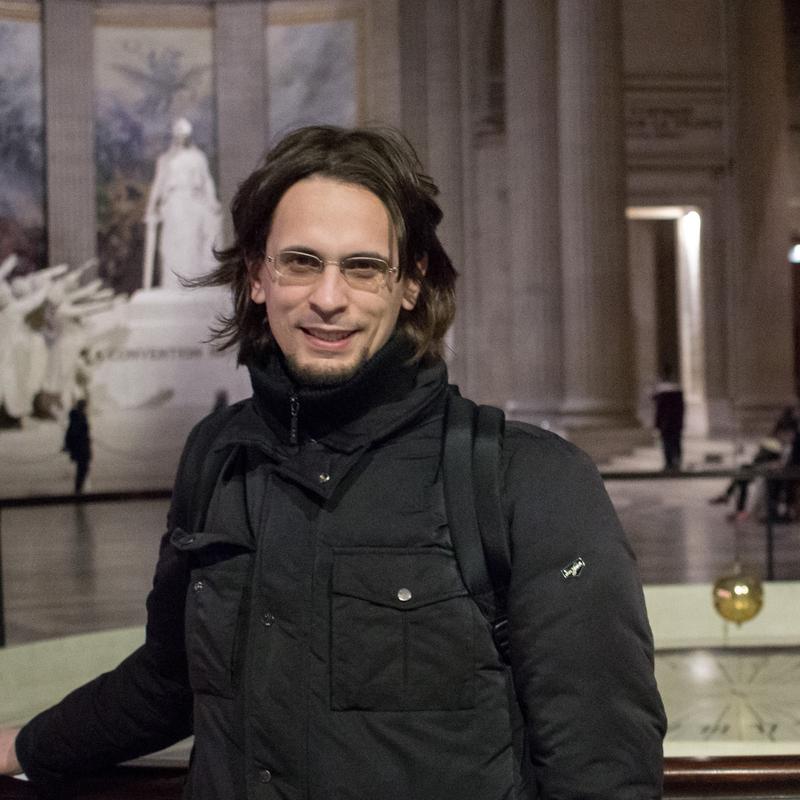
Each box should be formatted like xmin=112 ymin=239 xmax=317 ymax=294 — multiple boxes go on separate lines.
xmin=247 ymin=334 xmax=447 ymax=451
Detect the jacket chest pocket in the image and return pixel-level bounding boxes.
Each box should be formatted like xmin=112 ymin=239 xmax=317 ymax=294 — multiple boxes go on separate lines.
xmin=171 ymin=527 xmax=255 ymax=698
xmin=330 ymin=548 xmax=475 ymax=711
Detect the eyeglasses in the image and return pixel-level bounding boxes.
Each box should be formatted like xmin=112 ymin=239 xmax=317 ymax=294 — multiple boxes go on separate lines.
xmin=266 ymin=250 xmax=399 ymax=293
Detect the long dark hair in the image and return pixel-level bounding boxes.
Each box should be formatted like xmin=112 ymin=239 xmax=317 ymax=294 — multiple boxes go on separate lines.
xmin=190 ymin=126 xmax=457 ymax=365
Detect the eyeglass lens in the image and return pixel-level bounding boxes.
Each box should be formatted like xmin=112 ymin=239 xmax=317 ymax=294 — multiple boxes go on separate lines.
xmin=273 ymin=250 xmax=392 ymax=291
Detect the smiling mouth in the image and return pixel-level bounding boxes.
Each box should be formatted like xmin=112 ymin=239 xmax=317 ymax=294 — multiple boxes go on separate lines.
xmin=302 ymin=327 xmax=355 ymax=342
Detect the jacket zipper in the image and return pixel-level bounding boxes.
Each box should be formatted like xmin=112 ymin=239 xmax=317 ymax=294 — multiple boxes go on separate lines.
xmin=289 ymin=392 xmax=300 ymax=445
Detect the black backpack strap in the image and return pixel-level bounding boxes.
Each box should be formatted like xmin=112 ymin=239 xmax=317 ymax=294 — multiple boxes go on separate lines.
xmin=443 ymin=389 xmax=511 ymax=664
xmin=472 ymin=403 xmax=511 ymax=661
xmin=473 ymin=403 xmax=510 ymax=595
xmin=174 ymin=405 xmax=240 ymax=532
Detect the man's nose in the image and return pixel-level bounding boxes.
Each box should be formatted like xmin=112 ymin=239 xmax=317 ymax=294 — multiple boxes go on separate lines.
xmin=307 ymin=262 xmax=349 ymax=312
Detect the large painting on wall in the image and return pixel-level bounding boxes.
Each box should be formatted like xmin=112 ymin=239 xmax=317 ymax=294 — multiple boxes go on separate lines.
xmin=0 ymin=2 xmax=367 ymax=500
xmin=93 ymin=6 xmax=216 ymax=296
xmin=92 ymin=2 xmax=363 ymax=297
xmin=266 ymin=1 xmax=363 ymax=138
xmin=0 ymin=2 xmax=45 ymax=273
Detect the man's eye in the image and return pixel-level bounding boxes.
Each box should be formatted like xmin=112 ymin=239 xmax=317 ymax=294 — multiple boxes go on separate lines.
xmin=283 ymin=253 xmax=320 ymax=270
xmin=344 ymin=258 xmax=385 ymax=276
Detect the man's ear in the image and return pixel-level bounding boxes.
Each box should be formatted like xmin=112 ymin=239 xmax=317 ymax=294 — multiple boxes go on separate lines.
xmin=249 ymin=258 xmax=267 ymax=304
xmin=401 ymin=253 xmax=427 ymax=311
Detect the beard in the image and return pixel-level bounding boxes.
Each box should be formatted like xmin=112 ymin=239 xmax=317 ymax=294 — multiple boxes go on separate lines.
xmin=284 ymin=346 xmax=371 ymax=387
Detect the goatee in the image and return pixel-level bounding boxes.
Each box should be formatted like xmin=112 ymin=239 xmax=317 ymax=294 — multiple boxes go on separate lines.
xmin=284 ymin=348 xmax=371 ymax=387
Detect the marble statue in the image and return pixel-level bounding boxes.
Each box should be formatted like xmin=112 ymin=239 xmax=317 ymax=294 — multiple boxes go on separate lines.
xmin=143 ymin=117 xmax=222 ymax=291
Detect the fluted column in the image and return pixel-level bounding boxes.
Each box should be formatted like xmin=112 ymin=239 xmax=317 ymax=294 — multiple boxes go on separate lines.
xmin=364 ymin=0 xmax=402 ymax=127
xmin=503 ymin=0 xmax=562 ymax=422
xmin=214 ymin=2 xmax=268 ymax=246
xmin=726 ymin=0 xmax=795 ymax=430
xmin=396 ymin=0 xmax=429 ymax=165
xmin=42 ymin=0 xmax=95 ymax=267
xmin=558 ymin=0 xmax=635 ymax=426
xmin=425 ymin=0 xmax=467 ymax=383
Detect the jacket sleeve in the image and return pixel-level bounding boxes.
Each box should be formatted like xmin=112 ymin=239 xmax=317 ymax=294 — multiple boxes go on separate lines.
xmin=13 ymin=415 xmax=221 ymax=784
xmin=503 ymin=426 xmax=666 ymax=799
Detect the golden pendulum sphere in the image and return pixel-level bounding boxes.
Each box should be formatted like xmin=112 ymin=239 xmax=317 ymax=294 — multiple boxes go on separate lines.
xmin=712 ymin=570 xmax=764 ymax=625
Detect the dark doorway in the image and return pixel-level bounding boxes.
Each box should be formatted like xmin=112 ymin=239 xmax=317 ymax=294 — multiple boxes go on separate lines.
xmin=654 ymin=219 xmax=679 ymax=378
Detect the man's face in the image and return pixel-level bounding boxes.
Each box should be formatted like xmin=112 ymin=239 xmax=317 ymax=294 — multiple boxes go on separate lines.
xmin=249 ymin=175 xmax=422 ymax=385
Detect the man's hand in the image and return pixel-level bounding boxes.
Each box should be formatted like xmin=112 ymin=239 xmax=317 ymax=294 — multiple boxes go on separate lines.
xmin=0 ymin=728 xmax=22 ymax=775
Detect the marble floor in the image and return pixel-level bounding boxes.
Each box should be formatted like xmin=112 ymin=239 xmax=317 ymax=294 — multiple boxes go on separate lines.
xmin=607 ymin=475 xmax=800 ymax=584
xmin=2 ymin=439 xmax=800 ymax=643
xmin=1 ymin=499 xmax=168 ymax=644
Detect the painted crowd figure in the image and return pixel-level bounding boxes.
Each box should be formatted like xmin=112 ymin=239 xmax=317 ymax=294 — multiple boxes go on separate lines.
xmin=0 ymin=256 xmax=114 ymax=426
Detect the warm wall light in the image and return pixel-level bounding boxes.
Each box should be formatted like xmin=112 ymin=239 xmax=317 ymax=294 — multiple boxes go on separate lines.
xmin=679 ymin=210 xmax=702 ymax=283
xmin=682 ymin=210 xmax=701 ymax=239
xmin=789 ymin=243 xmax=800 ymax=264
xmin=626 ymin=206 xmax=684 ymax=220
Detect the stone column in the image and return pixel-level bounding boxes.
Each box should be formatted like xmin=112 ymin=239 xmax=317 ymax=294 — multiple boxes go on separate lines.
xmin=558 ymin=0 xmax=635 ymax=427
xmin=503 ymin=0 xmax=562 ymax=423
xmin=725 ymin=0 xmax=796 ymax=430
xmin=456 ymin=0 xmax=512 ymax=403
xmin=364 ymin=0 xmax=402 ymax=128
xmin=389 ymin=0 xmax=472 ymax=386
xmin=703 ymin=191 xmax=735 ymax=434
xmin=214 ymin=2 xmax=268 ymax=246
xmin=425 ymin=0 xmax=467 ymax=383
xmin=396 ymin=0 xmax=429 ymax=165
xmin=42 ymin=0 xmax=96 ymax=267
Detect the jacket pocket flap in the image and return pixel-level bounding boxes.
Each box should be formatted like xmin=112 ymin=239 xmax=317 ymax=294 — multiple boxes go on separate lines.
xmin=332 ymin=548 xmax=467 ymax=610
xmin=170 ymin=527 xmax=255 ymax=554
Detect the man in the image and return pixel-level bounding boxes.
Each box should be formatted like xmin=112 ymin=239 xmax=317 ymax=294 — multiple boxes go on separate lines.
xmin=1 ymin=126 xmax=665 ymax=798
xmin=653 ymin=365 xmax=684 ymax=472
xmin=63 ymin=398 xmax=92 ymax=494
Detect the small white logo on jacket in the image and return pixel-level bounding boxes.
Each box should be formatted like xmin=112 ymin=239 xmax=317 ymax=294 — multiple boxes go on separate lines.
xmin=561 ymin=557 xmax=586 ymax=579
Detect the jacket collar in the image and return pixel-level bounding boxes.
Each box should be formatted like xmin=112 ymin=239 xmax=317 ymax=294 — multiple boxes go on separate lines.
xmin=236 ymin=334 xmax=448 ymax=455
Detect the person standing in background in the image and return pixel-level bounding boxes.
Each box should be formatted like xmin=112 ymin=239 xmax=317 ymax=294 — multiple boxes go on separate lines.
xmin=653 ymin=365 xmax=684 ymax=472
xmin=63 ymin=398 xmax=91 ymax=494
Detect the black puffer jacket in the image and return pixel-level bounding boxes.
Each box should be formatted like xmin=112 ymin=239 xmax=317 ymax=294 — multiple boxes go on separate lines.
xmin=17 ymin=337 xmax=666 ymax=799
